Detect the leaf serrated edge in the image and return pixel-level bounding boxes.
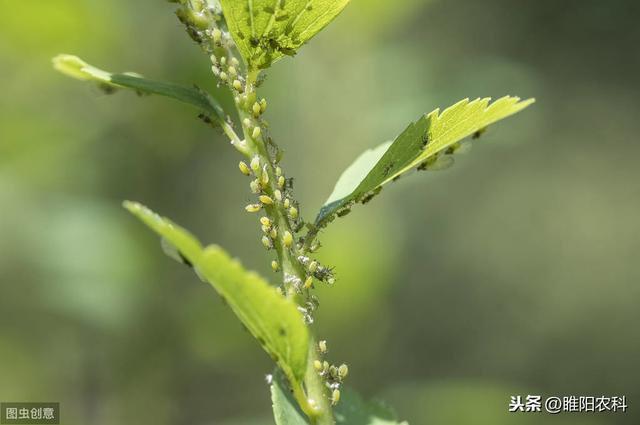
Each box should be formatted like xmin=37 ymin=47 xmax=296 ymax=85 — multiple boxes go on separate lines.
xmin=314 ymin=96 xmax=534 ymax=228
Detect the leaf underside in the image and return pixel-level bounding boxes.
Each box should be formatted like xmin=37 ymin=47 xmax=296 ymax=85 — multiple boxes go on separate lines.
xmin=52 ymin=54 xmax=225 ymax=121
xmin=272 ymin=370 xmax=310 ymax=425
xmin=123 ymin=201 xmax=309 ymax=385
xmin=272 ymin=371 xmax=408 ymax=425
xmin=315 ymin=96 xmax=535 ymax=227
xmin=220 ymin=0 xmax=350 ymax=69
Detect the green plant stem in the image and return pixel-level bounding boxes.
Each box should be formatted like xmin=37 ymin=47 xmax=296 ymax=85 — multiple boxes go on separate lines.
xmin=304 ymin=339 xmax=335 ymax=425
xmin=232 ymin=70 xmax=335 ymax=424
xmin=174 ymin=2 xmax=335 ymax=418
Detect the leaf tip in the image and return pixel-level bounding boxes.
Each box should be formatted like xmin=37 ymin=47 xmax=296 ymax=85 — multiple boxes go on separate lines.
xmin=122 ymin=200 xmax=141 ymax=213
xmin=52 ymin=54 xmax=91 ymax=80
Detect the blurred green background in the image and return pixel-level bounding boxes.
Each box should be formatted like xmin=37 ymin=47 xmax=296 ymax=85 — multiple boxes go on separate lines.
xmin=1 ymin=0 xmax=639 ymax=424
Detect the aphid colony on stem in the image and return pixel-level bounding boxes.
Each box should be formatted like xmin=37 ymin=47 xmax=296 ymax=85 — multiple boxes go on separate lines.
xmin=172 ymin=0 xmax=349 ymax=407
xmin=314 ymin=340 xmax=349 ymax=406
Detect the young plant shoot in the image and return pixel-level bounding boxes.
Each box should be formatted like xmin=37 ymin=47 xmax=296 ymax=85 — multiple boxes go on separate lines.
xmin=52 ymin=1 xmax=533 ymax=423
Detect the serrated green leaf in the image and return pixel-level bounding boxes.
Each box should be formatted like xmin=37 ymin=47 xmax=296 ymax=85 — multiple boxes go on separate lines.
xmin=272 ymin=370 xmax=407 ymax=425
xmin=52 ymin=54 xmax=225 ymax=121
xmin=220 ymin=0 xmax=350 ymax=69
xmin=316 ymin=96 xmax=534 ymax=226
xmin=123 ymin=201 xmax=309 ymax=386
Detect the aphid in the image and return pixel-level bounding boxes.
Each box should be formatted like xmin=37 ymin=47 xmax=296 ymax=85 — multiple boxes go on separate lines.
xmin=249 ymin=179 xmax=261 ymax=194
xmin=185 ymin=26 xmax=203 ymax=43
xmin=228 ymin=66 xmax=237 ymax=77
xmin=472 ymin=126 xmax=487 ymax=139
xmin=318 ymin=340 xmax=327 ymax=354
xmin=289 ymin=206 xmax=299 ymax=220
xmin=269 ymin=227 xmax=278 ymax=239
xmin=271 ymin=260 xmax=279 ymax=272
xmin=314 ymin=360 xmax=323 ymax=372
xmin=261 ymin=224 xmax=270 ymax=233
xmin=245 ymin=203 xmax=261 ymax=213
xmin=274 ymin=189 xmax=283 ymax=202
xmin=308 ymin=261 xmax=318 ymax=273
xmin=243 ymin=118 xmax=252 ymax=127
xmin=252 ymin=126 xmax=262 ymax=138
xmin=329 ymin=365 xmax=338 ymax=380
xmin=230 ymin=57 xmax=240 ymax=67
xmin=277 ymin=175 xmax=285 ymax=189
xmin=361 ymin=188 xmax=381 ymax=204
xmin=239 ymin=161 xmax=251 ymax=176
xmin=284 ymin=177 xmax=294 ymax=190
xmin=260 ymin=98 xmax=268 ymax=113
xmin=283 ymin=198 xmax=290 ymax=209
xmin=304 ymin=276 xmax=313 ymax=289
xmin=326 ymin=277 xmax=335 ymax=285
xmin=212 ymin=28 xmax=222 ymax=43
xmin=336 ymin=207 xmax=351 ymax=217
xmin=198 ymin=113 xmax=214 ymax=125
xmin=220 ymin=56 xmax=227 ymax=66
xmin=283 ymin=231 xmax=293 ymax=248
xmin=261 ymin=166 xmax=270 ymax=185
xmin=260 ymin=216 xmax=271 ymax=227
xmin=313 ymin=265 xmax=334 ymax=282
xmin=232 ymin=79 xmax=242 ymax=91
xmin=252 ymin=102 xmax=262 ymax=117
xmin=331 ymin=389 xmax=341 ymax=406
xmin=219 ymin=71 xmax=228 ymax=81
xmin=275 ymin=166 xmax=282 ymax=176
xmin=259 ymin=195 xmax=274 ymax=205
xmin=262 ymin=235 xmax=273 ymax=249
xmin=338 ymin=364 xmax=349 ymax=380
xmin=250 ymin=156 xmax=261 ymax=172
